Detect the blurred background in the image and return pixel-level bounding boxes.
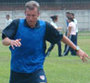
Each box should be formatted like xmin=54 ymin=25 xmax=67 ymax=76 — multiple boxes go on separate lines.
xmin=0 ymin=0 xmax=90 ymax=32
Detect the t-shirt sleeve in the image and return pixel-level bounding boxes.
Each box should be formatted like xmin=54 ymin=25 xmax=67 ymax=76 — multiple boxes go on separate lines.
xmin=45 ymin=22 xmax=63 ymax=44
xmin=2 ymin=19 xmax=19 ymax=39
xmin=69 ymin=22 xmax=73 ymax=27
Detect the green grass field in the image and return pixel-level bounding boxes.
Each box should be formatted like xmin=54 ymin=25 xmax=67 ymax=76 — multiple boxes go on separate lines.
xmin=0 ymin=32 xmax=90 ymax=83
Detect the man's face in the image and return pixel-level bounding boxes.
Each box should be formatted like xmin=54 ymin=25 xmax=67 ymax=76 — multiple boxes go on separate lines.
xmin=25 ymin=8 xmax=39 ymax=28
xmin=66 ymin=13 xmax=70 ymax=18
xmin=6 ymin=16 xmax=9 ymax=20
xmin=71 ymin=15 xmax=74 ymax=19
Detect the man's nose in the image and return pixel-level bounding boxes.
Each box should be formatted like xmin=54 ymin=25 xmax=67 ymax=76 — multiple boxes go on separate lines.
xmin=29 ymin=16 xmax=33 ymax=20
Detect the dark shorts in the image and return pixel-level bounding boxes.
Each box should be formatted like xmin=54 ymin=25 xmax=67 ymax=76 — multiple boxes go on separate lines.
xmin=9 ymin=69 xmax=47 ymax=83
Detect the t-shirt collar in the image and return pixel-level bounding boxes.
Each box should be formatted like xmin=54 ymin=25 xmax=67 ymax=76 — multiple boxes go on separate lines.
xmin=24 ymin=19 xmax=40 ymax=28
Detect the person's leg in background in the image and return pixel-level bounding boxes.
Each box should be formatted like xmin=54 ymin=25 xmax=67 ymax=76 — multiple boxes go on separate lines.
xmin=57 ymin=41 xmax=62 ymax=57
xmin=46 ymin=43 xmax=55 ymax=56
xmin=76 ymin=32 xmax=78 ymax=45
xmin=63 ymin=36 xmax=71 ymax=56
xmin=70 ymin=35 xmax=77 ymax=56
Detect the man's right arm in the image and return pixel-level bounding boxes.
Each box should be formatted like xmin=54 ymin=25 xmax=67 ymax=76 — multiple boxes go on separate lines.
xmin=2 ymin=19 xmax=21 ymax=49
xmin=2 ymin=37 xmax=12 ymax=46
xmin=2 ymin=19 xmax=19 ymax=39
xmin=2 ymin=37 xmax=21 ymax=49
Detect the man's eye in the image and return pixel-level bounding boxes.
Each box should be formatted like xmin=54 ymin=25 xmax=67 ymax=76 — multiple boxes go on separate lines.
xmin=32 ymin=15 xmax=36 ymax=17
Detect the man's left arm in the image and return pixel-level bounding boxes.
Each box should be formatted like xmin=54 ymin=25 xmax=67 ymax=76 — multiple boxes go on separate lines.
xmin=61 ymin=35 xmax=90 ymax=62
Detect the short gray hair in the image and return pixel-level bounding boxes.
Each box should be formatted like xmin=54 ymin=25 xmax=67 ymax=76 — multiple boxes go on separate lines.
xmin=25 ymin=1 xmax=40 ymax=11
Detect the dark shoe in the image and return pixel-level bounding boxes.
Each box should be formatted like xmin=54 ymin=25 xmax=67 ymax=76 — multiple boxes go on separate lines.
xmin=62 ymin=54 xmax=68 ymax=56
xmin=72 ymin=55 xmax=76 ymax=56
xmin=58 ymin=55 xmax=62 ymax=57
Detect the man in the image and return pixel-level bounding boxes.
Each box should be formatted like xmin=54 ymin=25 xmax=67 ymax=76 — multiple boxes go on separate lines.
xmin=63 ymin=12 xmax=71 ymax=53
xmin=65 ymin=12 xmax=71 ymax=30
xmin=70 ymin=13 xmax=78 ymax=45
xmin=2 ymin=1 xmax=89 ymax=83
xmin=6 ymin=14 xmax=12 ymax=26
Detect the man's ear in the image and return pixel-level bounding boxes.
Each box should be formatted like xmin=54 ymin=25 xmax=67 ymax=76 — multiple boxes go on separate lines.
xmin=24 ymin=10 xmax=26 ymax=16
xmin=37 ymin=12 xmax=40 ymax=17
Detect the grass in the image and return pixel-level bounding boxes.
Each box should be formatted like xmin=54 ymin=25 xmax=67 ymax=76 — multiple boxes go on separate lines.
xmin=0 ymin=32 xmax=90 ymax=83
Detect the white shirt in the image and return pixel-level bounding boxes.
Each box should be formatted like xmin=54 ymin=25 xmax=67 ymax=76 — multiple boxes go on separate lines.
xmin=50 ymin=21 xmax=58 ymax=29
xmin=6 ymin=19 xmax=12 ymax=26
xmin=74 ymin=19 xmax=78 ymax=32
xmin=68 ymin=22 xmax=76 ymax=35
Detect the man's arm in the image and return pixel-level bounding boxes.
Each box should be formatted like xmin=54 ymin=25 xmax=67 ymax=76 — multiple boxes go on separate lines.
xmin=2 ymin=19 xmax=21 ymax=49
xmin=61 ymin=35 xmax=90 ymax=62
xmin=45 ymin=22 xmax=63 ymax=44
xmin=2 ymin=37 xmax=21 ymax=49
xmin=45 ymin=22 xmax=89 ymax=62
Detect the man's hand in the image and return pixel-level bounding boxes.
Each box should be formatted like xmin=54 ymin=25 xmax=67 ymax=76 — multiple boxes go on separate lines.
xmin=10 ymin=39 xmax=21 ymax=49
xmin=77 ymin=49 xmax=90 ymax=62
xmin=62 ymin=35 xmax=90 ymax=62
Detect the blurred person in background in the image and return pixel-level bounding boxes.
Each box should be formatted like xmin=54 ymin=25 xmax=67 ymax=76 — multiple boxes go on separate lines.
xmin=46 ymin=15 xmax=62 ymax=57
xmin=6 ymin=14 xmax=12 ymax=26
xmin=65 ymin=12 xmax=71 ymax=28
xmin=63 ymin=12 xmax=71 ymax=54
xmin=63 ymin=17 xmax=77 ymax=56
xmin=70 ymin=13 xmax=78 ymax=45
